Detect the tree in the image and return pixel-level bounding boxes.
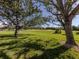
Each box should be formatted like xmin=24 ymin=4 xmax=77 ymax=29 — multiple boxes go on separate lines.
xmin=0 ymin=0 xmax=39 ymax=38
xmin=38 ymin=0 xmax=79 ymax=47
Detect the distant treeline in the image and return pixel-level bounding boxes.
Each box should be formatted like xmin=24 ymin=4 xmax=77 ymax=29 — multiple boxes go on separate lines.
xmin=72 ymin=26 xmax=79 ymax=31
xmin=22 ymin=27 xmax=63 ymax=30
xmin=1 ymin=25 xmax=79 ymax=31
xmin=24 ymin=26 xmax=79 ymax=31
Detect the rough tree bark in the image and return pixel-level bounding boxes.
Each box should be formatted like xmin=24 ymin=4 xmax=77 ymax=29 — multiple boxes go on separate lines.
xmin=64 ymin=21 xmax=77 ymax=47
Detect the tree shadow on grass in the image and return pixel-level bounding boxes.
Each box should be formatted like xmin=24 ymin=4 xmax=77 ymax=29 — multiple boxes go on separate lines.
xmin=30 ymin=45 xmax=70 ymax=59
xmin=0 ymin=35 xmax=70 ymax=59
xmin=14 ymin=41 xmax=45 ymax=59
xmin=12 ymin=39 xmax=70 ymax=59
xmin=0 ymin=39 xmax=70 ymax=59
xmin=0 ymin=40 xmax=18 ymax=47
xmin=0 ymin=34 xmax=14 ymax=39
xmin=0 ymin=34 xmax=35 ymax=40
xmin=0 ymin=51 xmax=11 ymax=59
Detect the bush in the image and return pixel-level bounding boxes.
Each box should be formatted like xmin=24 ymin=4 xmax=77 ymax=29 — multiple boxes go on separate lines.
xmin=76 ymin=32 xmax=79 ymax=34
xmin=54 ymin=29 xmax=61 ymax=34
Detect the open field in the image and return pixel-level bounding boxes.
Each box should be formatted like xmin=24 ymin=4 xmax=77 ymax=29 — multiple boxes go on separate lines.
xmin=0 ymin=30 xmax=79 ymax=59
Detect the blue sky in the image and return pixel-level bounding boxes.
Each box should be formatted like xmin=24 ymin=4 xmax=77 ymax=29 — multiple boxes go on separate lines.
xmin=41 ymin=11 xmax=79 ymax=27
xmin=42 ymin=10 xmax=79 ymax=26
xmin=0 ymin=0 xmax=79 ymax=27
xmin=38 ymin=3 xmax=79 ymax=27
xmin=72 ymin=15 xmax=79 ymax=26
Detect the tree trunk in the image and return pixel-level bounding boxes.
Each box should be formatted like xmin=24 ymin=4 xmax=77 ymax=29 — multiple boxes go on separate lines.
xmin=14 ymin=17 xmax=19 ymax=38
xmin=14 ymin=25 xmax=18 ymax=38
xmin=64 ymin=21 xmax=77 ymax=47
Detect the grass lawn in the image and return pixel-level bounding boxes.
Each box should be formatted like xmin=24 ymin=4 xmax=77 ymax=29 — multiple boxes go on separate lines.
xmin=0 ymin=29 xmax=79 ymax=59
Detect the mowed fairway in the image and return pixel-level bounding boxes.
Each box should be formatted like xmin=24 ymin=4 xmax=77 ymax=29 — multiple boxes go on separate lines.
xmin=0 ymin=30 xmax=79 ymax=59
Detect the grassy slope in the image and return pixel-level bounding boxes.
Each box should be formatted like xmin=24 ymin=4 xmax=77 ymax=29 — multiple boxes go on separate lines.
xmin=0 ymin=30 xmax=79 ymax=59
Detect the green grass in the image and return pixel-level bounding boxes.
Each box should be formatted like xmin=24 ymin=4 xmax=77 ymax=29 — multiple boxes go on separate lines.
xmin=0 ymin=30 xmax=79 ymax=59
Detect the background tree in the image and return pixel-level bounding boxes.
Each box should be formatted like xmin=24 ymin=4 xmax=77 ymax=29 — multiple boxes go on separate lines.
xmin=0 ymin=0 xmax=39 ymax=38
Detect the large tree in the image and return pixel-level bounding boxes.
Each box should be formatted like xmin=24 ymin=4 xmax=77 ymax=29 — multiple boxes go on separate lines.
xmin=0 ymin=0 xmax=39 ymax=38
xmin=38 ymin=0 xmax=79 ymax=47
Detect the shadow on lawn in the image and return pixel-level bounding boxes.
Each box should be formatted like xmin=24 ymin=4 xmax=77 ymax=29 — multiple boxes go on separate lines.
xmin=0 ymin=40 xmax=70 ymax=59
xmin=14 ymin=42 xmax=70 ymax=59
xmin=0 ymin=51 xmax=11 ymax=59
xmin=0 ymin=40 xmax=18 ymax=47
xmin=15 ymin=41 xmax=45 ymax=59
xmin=0 ymin=34 xmax=14 ymax=38
xmin=30 ymin=45 xmax=69 ymax=59
xmin=0 ymin=33 xmax=35 ymax=39
xmin=0 ymin=34 xmax=70 ymax=59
